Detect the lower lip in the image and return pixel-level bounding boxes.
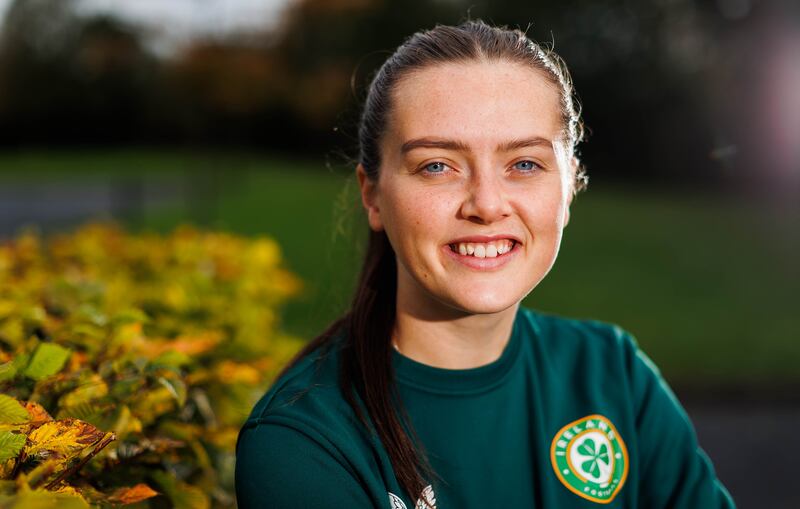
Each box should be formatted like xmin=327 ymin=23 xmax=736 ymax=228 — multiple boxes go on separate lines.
xmin=442 ymin=242 xmax=521 ymax=270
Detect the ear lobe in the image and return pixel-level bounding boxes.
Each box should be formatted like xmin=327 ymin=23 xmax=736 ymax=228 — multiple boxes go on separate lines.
xmin=562 ymin=157 xmax=579 ymax=228
xmin=357 ymin=164 xmax=384 ymax=232
xmin=563 ymin=188 xmax=573 ymax=228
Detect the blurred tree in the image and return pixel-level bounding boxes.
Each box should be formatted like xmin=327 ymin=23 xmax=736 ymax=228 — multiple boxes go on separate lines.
xmin=0 ymin=0 xmax=82 ymax=143
xmin=0 ymin=0 xmax=156 ymax=145
xmin=162 ymin=42 xmax=284 ymax=145
xmin=265 ymin=0 xmax=466 ymax=152
xmin=0 ymin=0 xmax=792 ymax=190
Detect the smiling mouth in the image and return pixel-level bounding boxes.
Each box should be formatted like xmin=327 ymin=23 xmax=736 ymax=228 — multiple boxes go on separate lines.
xmin=448 ymin=239 xmax=518 ymax=258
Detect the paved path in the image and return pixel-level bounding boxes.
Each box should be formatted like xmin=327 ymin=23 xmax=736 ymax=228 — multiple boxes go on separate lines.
xmin=0 ymin=177 xmax=182 ymax=237
xmin=685 ymin=400 xmax=800 ymax=508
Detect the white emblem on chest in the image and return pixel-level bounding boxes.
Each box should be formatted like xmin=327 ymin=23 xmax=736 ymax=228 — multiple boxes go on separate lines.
xmin=388 ymin=485 xmax=436 ymax=509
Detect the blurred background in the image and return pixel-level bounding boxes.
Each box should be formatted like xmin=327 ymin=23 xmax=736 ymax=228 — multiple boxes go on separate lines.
xmin=0 ymin=0 xmax=797 ymax=506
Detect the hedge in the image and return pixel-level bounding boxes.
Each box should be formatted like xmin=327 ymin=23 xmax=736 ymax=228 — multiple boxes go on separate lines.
xmin=0 ymin=223 xmax=303 ymax=508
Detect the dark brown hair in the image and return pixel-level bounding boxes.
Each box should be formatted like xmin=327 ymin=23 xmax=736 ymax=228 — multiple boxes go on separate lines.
xmin=276 ymin=19 xmax=587 ymax=507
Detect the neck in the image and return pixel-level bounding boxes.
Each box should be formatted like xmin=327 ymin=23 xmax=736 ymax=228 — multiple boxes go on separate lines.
xmin=392 ymin=300 xmax=519 ymax=370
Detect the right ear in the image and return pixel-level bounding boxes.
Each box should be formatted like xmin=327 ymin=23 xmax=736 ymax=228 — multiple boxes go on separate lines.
xmin=357 ymin=164 xmax=383 ymax=232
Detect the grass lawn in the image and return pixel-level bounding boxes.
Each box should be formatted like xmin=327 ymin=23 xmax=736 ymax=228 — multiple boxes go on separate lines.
xmin=1 ymin=150 xmax=797 ymax=387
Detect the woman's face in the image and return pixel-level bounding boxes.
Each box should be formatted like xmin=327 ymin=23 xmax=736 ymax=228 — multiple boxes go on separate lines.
xmin=358 ymin=60 xmax=574 ymax=318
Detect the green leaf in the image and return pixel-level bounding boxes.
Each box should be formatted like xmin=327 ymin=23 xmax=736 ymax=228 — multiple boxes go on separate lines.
xmin=75 ymin=304 xmax=108 ymax=327
xmin=158 ymin=377 xmax=187 ymax=407
xmin=24 ymin=459 xmax=61 ymax=489
xmin=55 ymin=401 xmax=109 ymax=423
xmin=0 ymin=395 xmax=30 ymax=425
xmin=0 ymin=479 xmax=16 ymax=495
xmin=0 ymin=431 xmax=26 ymax=462
xmin=59 ymin=377 xmax=108 ymax=408
xmin=151 ymin=470 xmax=209 ymax=509
xmin=24 ymin=344 xmax=72 ymax=381
xmin=0 ymin=362 xmax=17 ymax=383
xmin=112 ymin=308 xmax=149 ymax=325
xmin=151 ymin=350 xmax=191 ymax=369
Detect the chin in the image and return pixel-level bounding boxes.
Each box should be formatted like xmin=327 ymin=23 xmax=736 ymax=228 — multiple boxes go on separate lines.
xmin=445 ymin=291 xmax=522 ymax=316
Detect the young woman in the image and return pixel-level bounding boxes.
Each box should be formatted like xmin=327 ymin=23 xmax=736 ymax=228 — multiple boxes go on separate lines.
xmin=236 ymin=21 xmax=735 ymax=509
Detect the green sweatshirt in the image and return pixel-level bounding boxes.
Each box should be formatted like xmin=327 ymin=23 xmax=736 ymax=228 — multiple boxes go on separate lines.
xmin=236 ymin=307 xmax=735 ymax=508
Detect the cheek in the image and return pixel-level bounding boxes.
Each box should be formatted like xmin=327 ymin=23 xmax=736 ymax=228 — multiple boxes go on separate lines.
xmin=384 ymin=187 xmax=454 ymax=233
xmin=516 ymin=190 xmax=568 ymax=231
xmin=381 ymin=188 xmax=457 ymax=261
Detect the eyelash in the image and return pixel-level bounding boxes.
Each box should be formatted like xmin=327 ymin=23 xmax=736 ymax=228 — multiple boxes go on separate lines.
xmin=418 ymin=160 xmax=542 ymax=175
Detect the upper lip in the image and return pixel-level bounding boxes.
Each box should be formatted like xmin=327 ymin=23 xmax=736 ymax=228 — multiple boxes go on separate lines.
xmin=447 ymin=234 xmax=522 ymax=245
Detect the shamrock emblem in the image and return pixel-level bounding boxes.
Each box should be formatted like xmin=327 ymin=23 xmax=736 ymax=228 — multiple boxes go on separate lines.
xmin=577 ymin=438 xmax=609 ymax=478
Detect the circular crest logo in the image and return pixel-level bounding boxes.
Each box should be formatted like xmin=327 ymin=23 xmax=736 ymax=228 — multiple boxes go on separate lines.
xmin=550 ymin=414 xmax=629 ymax=504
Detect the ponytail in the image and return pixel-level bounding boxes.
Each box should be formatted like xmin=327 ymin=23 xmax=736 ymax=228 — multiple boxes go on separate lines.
xmin=274 ymin=230 xmax=437 ymax=507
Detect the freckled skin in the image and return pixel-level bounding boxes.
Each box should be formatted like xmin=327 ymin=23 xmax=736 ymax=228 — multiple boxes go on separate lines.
xmin=358 ymin=60 xmax=574 ymax=347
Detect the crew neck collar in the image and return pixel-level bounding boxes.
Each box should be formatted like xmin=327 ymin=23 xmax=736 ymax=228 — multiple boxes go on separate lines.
xmin=391 ymin=308 xmax=526 ymax=395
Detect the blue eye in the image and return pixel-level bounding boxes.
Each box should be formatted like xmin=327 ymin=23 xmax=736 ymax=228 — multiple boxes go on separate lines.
xmin=513 ymin=160 xmax=539 ymax=172
xmin=424 ymin=162 xmax=448 ymax=173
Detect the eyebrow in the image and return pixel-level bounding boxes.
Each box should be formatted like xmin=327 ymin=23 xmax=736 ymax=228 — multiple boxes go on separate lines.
xmin=400 ymin=136 xmax=554 ymax=154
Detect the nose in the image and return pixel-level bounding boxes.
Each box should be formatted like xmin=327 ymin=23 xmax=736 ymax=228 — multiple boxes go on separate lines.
xmin=459 ymin=169 xmax=512 ymax=224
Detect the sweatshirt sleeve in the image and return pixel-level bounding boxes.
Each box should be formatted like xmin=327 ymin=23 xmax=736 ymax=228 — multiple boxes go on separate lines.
xmin=620 ymin=329 xmax=736 ymax=509
xmin=235 ymin=421 xmax=375 ymax=509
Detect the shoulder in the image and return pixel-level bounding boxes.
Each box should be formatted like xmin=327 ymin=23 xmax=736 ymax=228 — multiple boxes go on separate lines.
xmin=236 ymin=338 xmax=382 ymax=507
xmin=236 ymin=420 xmax=376 ymax=508
xmin=240 ymin=336 xmax=358 ymax=437
xmin=516 ymin=306 xmax=658 ymax=402
xmin=237 ymin=333 xmax=382 ymax=472
xmin=517 ymin=306 xmax=641 ymax=364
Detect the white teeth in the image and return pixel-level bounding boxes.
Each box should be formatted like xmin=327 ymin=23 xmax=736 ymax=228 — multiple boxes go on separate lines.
xmin=453 ymin=240 xmax=515 ymax=258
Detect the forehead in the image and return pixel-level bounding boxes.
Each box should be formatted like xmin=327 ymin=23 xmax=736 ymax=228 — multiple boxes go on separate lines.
xmin=387 ymin=60 xmax=563 ymax=148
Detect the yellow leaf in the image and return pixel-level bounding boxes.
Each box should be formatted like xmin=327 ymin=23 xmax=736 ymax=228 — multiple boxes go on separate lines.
xmin=5 ymin=487 xmax=89 ymax=509
xmin=107 ymin=483 xmax=160 ymax=504
xmin=131 ymin=387 xmax=176 ymax=426
xmin=137 ymin=332 xmax=222 ymax=359
xmin=0 ymin=299 xmax=16 ymax=319
xmin=247 ymin=238 xmax=281 ymax=268
xmin=59 ymin=375 xmax=108 ymax=408
xmin=26 ymin=419 xmax=105 ymax=459
xmin=205 ymin=427 xmax=239 ymax=450
xmin=214 ymin=361 xmax=261 ymax=385
xmin=1 ymin=457 xmax=14 ymax=478
xmin=108 ymin=405 xmax=141 ymax=441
